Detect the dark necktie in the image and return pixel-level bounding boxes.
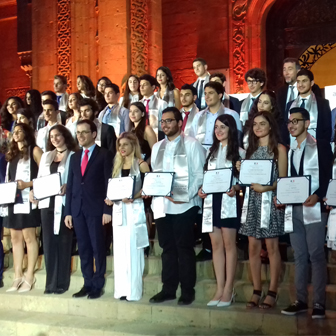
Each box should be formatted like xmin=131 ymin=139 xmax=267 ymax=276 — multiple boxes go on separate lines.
xmin=145 ymin=99 xmax=150 ymax=125
xmin=249 ymin=97 xmax=256 ymax=112
xmin=289 ymin=85 xmax=295 ymax=102
xmin=300 ymin=99 xmax=306 ymax=109
xmin=199 ymin=80 xmax=205 ymax=108
xmin=81 ymin=149 xmax=89 ymax=176
xmin=182 ymin=111 xmax=190 ymax=132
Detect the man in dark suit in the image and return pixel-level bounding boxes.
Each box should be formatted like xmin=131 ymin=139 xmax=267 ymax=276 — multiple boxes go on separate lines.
xmin=283 ymin=69 xmax=331 ymax=146
xmin=209 ymin=72 xmax=240 ymax=113
xmin=277 ymin=58 xmax=322 ymax=117
xmin=65 ymin=119 xmax=113 ymax=299
xmin=192 ymin=58 xmax=210 ymax=110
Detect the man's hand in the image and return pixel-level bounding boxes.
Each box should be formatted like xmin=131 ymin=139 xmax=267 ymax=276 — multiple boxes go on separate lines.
xmin=17 ymin=180 xmax=27 ymax=190
xmin=103 ymin=214 xmax=112 ymax=225
xmin=59 ymin=184 xmax=67 ymax=196
xmin=304 ymin=194 xmax=319 ymax=207
xmin=64 ymin=215 xmax=73 ymax=229
xmin=198 ymin=187 xmax=207 ymax=199
xmin=105 ymin=198 xmax=113 ymax=206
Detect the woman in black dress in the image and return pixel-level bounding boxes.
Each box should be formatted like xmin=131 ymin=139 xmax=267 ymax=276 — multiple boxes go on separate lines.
xmin=198 ymin=114 xmax=244 ymax=307
xmin=4 ymin=123 xmax=43 ymax=293
xmin=30 ymin=125 xmax=78 ymax=294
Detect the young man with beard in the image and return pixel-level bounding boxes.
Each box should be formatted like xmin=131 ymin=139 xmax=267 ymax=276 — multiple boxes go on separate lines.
xmin=281 ymin=107 xmax=332 ymax=319
xmin=149 ymin=107 xmax=205 ymax=305
xmin=179 ymin=84 xmax=199 ymax=136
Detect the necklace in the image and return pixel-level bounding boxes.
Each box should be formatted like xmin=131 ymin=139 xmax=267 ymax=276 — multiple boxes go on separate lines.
xmin=56 ymin=148 xmax=67 ymax=154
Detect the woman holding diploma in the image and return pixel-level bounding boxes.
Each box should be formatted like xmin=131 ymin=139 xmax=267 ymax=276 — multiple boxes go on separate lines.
xmin=105 ymin=132 xmax=150 ymax=301
xmin=198 ymin=114 xmax=245 ymax=307
xmin=30 ymin=125 xmax=78 ymax=294
xmin=238 ymin=111 xmax=287 ymax=309
xmin=4 ymin=123 xmax=43 ymax=292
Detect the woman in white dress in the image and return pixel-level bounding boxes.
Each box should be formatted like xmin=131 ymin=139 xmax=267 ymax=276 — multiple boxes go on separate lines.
xmin=65 ymin=93 xmax=82 ymax=139
xmin=105 ymin=132 xmax=149 ymax=301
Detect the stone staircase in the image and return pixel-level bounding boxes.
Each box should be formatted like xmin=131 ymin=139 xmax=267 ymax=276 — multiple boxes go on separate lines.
xmin=1 ymin=237 xmax=336 ymax=335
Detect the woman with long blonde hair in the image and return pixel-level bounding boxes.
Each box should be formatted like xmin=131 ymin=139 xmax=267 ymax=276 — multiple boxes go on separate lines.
xmin=105 ymin=132 xmax=149 ymax=301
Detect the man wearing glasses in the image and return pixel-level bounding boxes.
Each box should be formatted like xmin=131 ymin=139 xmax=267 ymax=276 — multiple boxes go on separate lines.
xmin=281 ymin=107 xmax=332 ymax=319
xmin=149 ymin=107 xmax=205 ymax=305
xmin=65 ymin=119 xmax=113 ymax=299
xmin=239 ymin=68 xmax=266 ymax=126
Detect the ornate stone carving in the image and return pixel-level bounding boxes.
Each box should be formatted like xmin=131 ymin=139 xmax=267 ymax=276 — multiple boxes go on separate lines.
xmin=299 ymin=43 xmax=336 ymax=70
xmin=130 ymin=0 xmax=149 ymax=76
xmin=17 ymin=51 xmax=32 ymax=79
xmin=231 ymin=0 xmax=248 ymax=93
xmin=5 ymin=87 xmax=30 ymax=100
xmin=57 ymin=0 xmax=72 ymax=91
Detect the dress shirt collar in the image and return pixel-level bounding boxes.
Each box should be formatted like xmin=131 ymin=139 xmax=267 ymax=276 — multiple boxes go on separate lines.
xmin=291 ymin=137 xmax=307 ymax=151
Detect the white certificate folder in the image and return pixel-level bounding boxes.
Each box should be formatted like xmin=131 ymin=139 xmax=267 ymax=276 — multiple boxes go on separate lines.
xmin=0 ymin=182 xmax=17 ymax=205
xmin=202 ymin=168 xmax=233 ymax=194
xmin=33 ymin=173 xmax=62 ymax=200
xmin=276 ymin=176 xmax=311 ymax=205
xmin=325 ymin=179 xmax=336 ymax=207
xmin=238 ymin=159 xmax=274 ymax=186
xmin=107 ymin=176 xmax=135 ymax=201
xmin=142 ymin=172 xmax=174 ymax=197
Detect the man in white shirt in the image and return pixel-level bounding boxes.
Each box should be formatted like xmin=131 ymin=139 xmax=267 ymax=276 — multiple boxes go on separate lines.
xmin=192 ymin=58 xmax=210 ymax=110
xmin=139 ymin=74 xmax=167 ymax=140
xmin=149 ymin=107 xmax=205 ymax=305
xmin=98 ymin=83 xmax=130 ymax=136
xmin=54 ymin=75 xmax=69 ymax=113
xmin=179 ymin=84 xmax=199 ymax=136
xmin=36 ymin=99 xmax=59 ymax=152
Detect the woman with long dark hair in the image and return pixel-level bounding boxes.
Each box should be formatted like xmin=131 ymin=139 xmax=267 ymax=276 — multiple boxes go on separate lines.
xmin=4 ymin=123 xmax=43 ymax=293
xmin=77 ymin=75 xmax=95 ymax=99
xmin=95 ymin=76 xmax=113 ymax=112
xmin=237 ymin=111 xmax=287 ymax=309
xmin=120 ymin=75 xmax=142 ymax=109
xmin=66 ymin=93 xmax=83 ymax=139
xmin=30 ymin=125 xmax=78 ymax=294
xmin=17 ymin=108 xmax=36 ymax=131
xmin=198 ymin=114 xmax=244 ymax=307
xmin=0 ymin=96 xmax=24 ymax=132
xmin=25 ymin=89 xmax=42 ymax=122
xmin=155 ymin=66 xmax=181 ymax=109
xmin=129 ymin=102 xmax=157 ymax=162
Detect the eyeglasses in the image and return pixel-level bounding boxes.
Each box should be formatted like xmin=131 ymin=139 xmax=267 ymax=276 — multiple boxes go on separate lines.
xmin=160 ymin=118 xmax=176 ymax=125
xmin=286 ymin=119 xmax=306 ymax=125
xmin=246 ymin=80 xmax=260 ymax=86
xmin=76 ymin=130 xmax=91 ymax=136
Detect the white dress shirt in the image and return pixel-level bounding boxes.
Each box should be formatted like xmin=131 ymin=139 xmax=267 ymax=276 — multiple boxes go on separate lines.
xmin=286 ymin=82 xmax=299 ymax=104
xmin=291 ymin=138 xmax=307 ymax=173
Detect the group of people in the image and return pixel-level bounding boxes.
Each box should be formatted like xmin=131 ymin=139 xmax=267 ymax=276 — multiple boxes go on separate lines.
xmin=0 ymin=56 xmax=334 ymax=320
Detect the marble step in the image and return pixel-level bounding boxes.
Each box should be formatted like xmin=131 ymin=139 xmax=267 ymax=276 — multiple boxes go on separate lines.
xmin=2 ymin=269 xmax=336 ymax=310
xmin=2 ymin=289 xmax=336 ymax=335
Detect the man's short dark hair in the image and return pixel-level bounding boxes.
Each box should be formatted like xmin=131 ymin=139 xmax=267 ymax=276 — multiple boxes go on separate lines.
xmin=297 ymin=69 xmax=314 ymax=81
xmin=192 ymin=58 xmax=207 ymax=66
xmin=210 ymin=72 xmax=226 ymax=84
xmin=162 ymin=107 xmax=183 ymax=123
xmin=54 ymin=75 xmax=67 ymax=85
xmin=139 ymin=74 xmax=158 ymax=88
xmin=78 ymin=98 xmax=98 ymax=115
xmin=77 ymin=119 xmax=97 ymax=134
xmin=41 ymin=90 xmax=57 ymax=101
xmin=283 ymin=58 xmax=301 ymax=71
xmin=205 ymin=81 xmax=224 ymax=97
xmin=42 ymin=99 xmax=58 ymax=111
xmin=180 ymin=84 xmax=197 ymax=96
xmin=289 ymin=107 xmax=310 ymax=120
xmin=244 ymin=68 xmax=267 ymax=88
xmin=104 ymin=83 xmax=120 ymax=94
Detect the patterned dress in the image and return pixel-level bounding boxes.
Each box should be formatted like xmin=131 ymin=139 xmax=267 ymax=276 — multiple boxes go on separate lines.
xmin=239 ymin=146 xmax=285 ymax=239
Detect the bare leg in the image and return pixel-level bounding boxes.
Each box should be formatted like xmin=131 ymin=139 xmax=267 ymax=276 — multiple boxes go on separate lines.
xmin=10 ymin=229 xmax=24 ymax=280
xmin=209 ymin=227 xmax=225 ymax=301
xmin=248 ymin=236 xmax=262 ymax=304
xmin=221 ymin=228 xmax=237 ymax=302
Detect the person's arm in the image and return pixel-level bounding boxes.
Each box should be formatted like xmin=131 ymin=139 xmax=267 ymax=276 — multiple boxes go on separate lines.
xmin=107 ymin=125 xmax=117 ymax=158
xmin=132 ymin=160 xmax=150 ymax=199
xmin=33 ymin=146 xmax=43 ymax=166
xmin=144 ymin=125 xmax=157 ymax=149
xmin=173 ymin=88 xmax=181 ymax=110
xmin=322 ymin=99 xmax=332 ymax=142
xmin=103 ymin=150 xmax=113 ymax=214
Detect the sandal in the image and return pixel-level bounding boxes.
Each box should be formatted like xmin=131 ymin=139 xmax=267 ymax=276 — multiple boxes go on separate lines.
xmin=259 ymin=290 xmax=278 ymax=309
xmin=18 ymin=277 xmax=36 ymax=293
xmin=6 ymin=277 xmax=24 ymax=292
xmin=246 ymin=289 xmax=264 ymax=308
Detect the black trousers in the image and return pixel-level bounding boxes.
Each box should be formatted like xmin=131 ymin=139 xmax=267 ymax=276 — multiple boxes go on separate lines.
xmin=73 ymin=208 xmax=106 ymax=292
xmin=156 ymin=206 xmax=198 ymax=296
xmin=41 ymin=207 xmax=73 ymax=291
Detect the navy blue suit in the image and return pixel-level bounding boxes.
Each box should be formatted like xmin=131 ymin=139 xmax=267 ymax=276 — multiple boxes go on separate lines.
xmin=65 ymin=145 xmax=113 ymax=292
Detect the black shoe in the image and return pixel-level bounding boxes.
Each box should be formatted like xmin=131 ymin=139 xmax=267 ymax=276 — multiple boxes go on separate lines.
xmin=281 ymin=301 xmax=308 ymax=316
xmin=44 ymin=289 xmax=54 ymax=294
xmin=88 ymin=290 xmax=104 ymax=299
xmin=54 ymin=288 xmax=67 ymax=295
xmin=0 ymin=280 xmax=3 ymax=288
xmin=312 ymin=303 xmax=325 ymax=319
xmin=178 ymin=294 xmax=195 ymax=305
xmin=72 ymin=287 xmax=91 ymax=298
xmin=120 ymin=296 xmax=127 ymax=301
xmin=149 ymin=291 xmax=176 ymax=303
xmin=195 ymin=249 xmax=212 ymax=262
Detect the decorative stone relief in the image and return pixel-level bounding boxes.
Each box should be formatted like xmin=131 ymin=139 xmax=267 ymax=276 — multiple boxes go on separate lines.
xmin=299 ymin=43 xmax=336 ymax=70
xmin=5 ymin=87 xmax=30 ymax=100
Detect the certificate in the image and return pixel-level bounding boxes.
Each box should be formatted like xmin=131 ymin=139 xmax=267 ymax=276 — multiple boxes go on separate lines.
xmin=142 ymin=172 xmax=174 ymax=197
xmin=107 ymin=176 xmax=135 ymax=201
xmin=325 ymin=179 xmax=336 ymax=207
xmin=202 ymin=168 xmax=233 ymax=194
xmin=0 ymin=182 xmax=17 ymax=205
xmin=276 ymin=176 xmax=311 ymax=205
xmin=33 ymin=173 xmax=62 ymax=200
xmin=238 ymin=159 xmax=273 ymax=186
